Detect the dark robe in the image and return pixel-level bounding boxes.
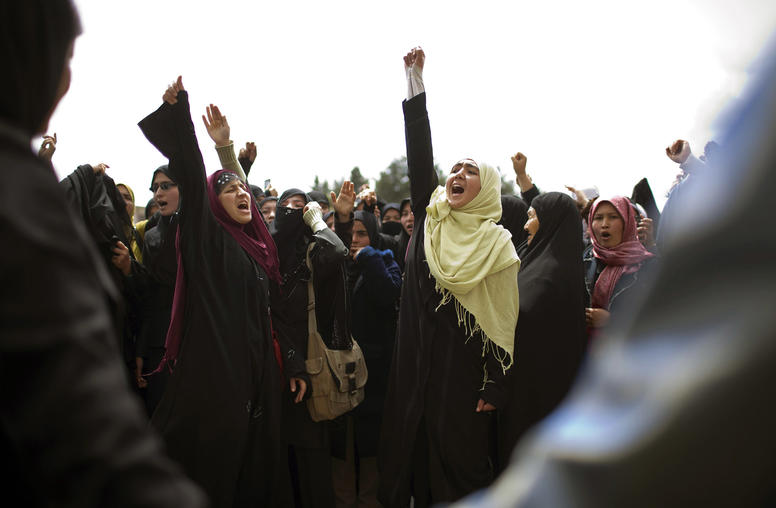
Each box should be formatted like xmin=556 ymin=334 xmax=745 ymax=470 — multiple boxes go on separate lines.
xmin=498 ymin=192 xmax=587 ymax=471
xmin=269 ymin=195 xmax=353 ymax=508
xmin=60 ymin=164 xmax=142 ymax=376
xmin=138 ymin=91 xmax=291 ymax=507
xmin=498 ymin=194 xmax=530 ymax=251
xmin=135 ymin=212 xmax=178 ymax=415
xmin=333 ymin=212 xmax=402 ymax=459
xmin=378 ymin=93 xmax=510 ymax=507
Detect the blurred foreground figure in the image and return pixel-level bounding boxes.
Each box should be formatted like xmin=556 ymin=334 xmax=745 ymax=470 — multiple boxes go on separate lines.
xmin=453 ymin=45 xmax=776 ymax=507
xmin=0 ymin=2 xmax=205 ymax=506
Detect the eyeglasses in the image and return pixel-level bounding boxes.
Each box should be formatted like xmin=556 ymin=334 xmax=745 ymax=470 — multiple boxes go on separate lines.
xmin=150 ymin=181 xmax=178 ymax=193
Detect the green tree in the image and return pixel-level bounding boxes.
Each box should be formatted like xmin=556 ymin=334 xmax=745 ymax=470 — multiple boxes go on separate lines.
xmin=349 ymin=166 xmax=367 ymax=191
xmin=375 ymin=157 xmax=410 ymax=203
xmin=498 ymin=166 xmax=517 ymax=196
xmin=312 ymin=175 xmax=333 ymax=197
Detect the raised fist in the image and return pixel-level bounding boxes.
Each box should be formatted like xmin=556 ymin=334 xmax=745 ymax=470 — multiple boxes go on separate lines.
xmin=665 ymin=139 xmax=691 ymax=164
xmin=403 ymin=47 xmax=425 ymax=72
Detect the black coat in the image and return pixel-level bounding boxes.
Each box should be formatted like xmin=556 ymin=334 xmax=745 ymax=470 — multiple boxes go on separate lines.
xmin=270 ymin=211 xmax=353 ymax=450
xmin=335 ymin=243 xmax=401 ymax=459
xmin=583 ymin=243 xmax=657 ymax=317
xmin=378 ymin=93 xmax=510 ymax=507
xmin=60 ymin=164 xmax=142 ymax=369
xmin=139 ymin=92 xmax=291 ymax=507
xmin=132 ymin=213 xmax=178 ymax=415
xmin=136 ymin=213 xmax=177 ymax=356
xmin=0 ymin=121 xmax=206 ymax=507
xmin=498 ymin=192 xmax=587 ymax=471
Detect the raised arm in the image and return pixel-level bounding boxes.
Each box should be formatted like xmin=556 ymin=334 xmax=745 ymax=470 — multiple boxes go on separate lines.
xmin=511 ymin=151 xmax=540 ymax=205
xmin=38 ymin=132 xmax=57 ymax=162
xmin=138 ymin=76 xmax=209 ymax=233
xmin=306 ymin=181 xmax=353 ymax=279
xmin=666 ymin=139 xmax=705 ymax=174
xmin=402 ymin=47 xmax=438 ymax=213
xmin=238 ymin=142 xmax=257 ymax=175
xmin=202 ymin=103 xmax=247 ymax=182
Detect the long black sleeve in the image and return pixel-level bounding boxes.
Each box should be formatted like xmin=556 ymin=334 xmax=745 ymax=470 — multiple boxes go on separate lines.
xmin=403 ymin=93 xmax=438 ymax=214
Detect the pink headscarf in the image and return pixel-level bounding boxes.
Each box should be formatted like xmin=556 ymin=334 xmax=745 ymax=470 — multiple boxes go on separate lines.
xmin=156 ymin=170 xmax=280 ymax=373
xmin=588 ymin=196 xmax=654 ymax=310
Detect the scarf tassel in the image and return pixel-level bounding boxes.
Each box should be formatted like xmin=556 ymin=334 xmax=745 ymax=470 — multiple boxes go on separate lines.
xmin=434 ymin=282 xmax=514 ymax=376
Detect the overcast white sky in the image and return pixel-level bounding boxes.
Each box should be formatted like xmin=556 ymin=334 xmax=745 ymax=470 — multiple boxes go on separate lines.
xmin=45 ymin=0 xmax=775 ymax=212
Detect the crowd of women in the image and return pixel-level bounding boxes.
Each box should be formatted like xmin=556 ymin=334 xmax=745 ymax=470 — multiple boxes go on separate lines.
xmin=2 ymin=2 xmax=735 ymax=507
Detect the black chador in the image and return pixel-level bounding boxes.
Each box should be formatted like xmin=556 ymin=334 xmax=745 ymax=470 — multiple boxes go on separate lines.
xmin=139 ymin=90 xmax=291 ymax=507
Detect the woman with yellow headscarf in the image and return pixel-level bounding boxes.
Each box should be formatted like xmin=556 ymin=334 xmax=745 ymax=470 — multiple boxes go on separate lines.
xmin=378 ymin=48 xmax=520 ymax=507
xmin=116 ymin=182 xmax=144 ymax=262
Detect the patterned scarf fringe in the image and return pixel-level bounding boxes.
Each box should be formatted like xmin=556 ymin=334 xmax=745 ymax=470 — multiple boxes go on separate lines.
xmin=434 ymin=282 xmax=514 ymax=375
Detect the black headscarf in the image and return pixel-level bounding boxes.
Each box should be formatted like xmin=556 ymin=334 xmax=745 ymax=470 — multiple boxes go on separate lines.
xmin=150 ymin=164 xmax=173 ymax=187
xmin=308 ymin=190 xmax=328 ymax=207
xmin=498 ymin=195 xmax=529 ymax=252
xmin=0 ymin=0 xmax=81 ymax=137
xmin=245 ymin=184 xmax=262 ymax=202
xmin=354 ymin=210 xmax=379 ymax=247
xmin=394 ymin=198 xmax=413 ymax=270
xmin=272 ymin=188 xmax=311 ymax=274
xmin=259 ymin=196 xmax=278 ymax=209
xmin=145 ymin=198 xmax=158 ymax=220
xmin=382 ymin=202 xmax=401 ymax=215
xmin=381 ymin=202 xmax=403 ymax=236
xmin=520 ymin=193 xmax=581 ymax=268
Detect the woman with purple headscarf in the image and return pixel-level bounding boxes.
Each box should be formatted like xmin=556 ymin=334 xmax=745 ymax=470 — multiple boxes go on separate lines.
xmin=138 ymin=76 xmax=291 ymax=506
xmin=584 ymin=195 xmax=656 ymax=339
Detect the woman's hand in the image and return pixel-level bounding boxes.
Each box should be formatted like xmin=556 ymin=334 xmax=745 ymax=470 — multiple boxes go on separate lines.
xmin=637 ymin=217 xmax=655 ymax=247
xmin=135 ymin=357 xmax=147 ymax=389
xmin=356 ymin=187 xmax=376 ymax=208
xmin=238 ymin=141 xmax=257 ymax=170
xmin=163 ymin=76 xmax=185 ymax=105
xmin=331 ymin=180 xmax=356 ymax=222
xmin=302 ymin=201 xmax=326 ymax=232
xmin=586 ymin=307 xmax=610 ymax=328
xmin=290 ymin=377 xmax=307 ymax=403
xmin=565 ymin=185 xmax=589 ymax=209
xmin=202 ymin=104 xmax=231 ymax=147
xmin=665 ymin=139 xmax=691 ymax=164
xmin=511 ymin=152 xmax=527 ymax=176
xmin=475 ymin=399 xmax=496 ymax=412
xmin=38 ymin=133 xmax=57 ymax=161
xmin=403 ymin=46 xmax=425 ymax=72
xmin=350 ymin=245 xmax=366 ymax=260
xmin=511 ymin=151 xmax=533 ymax=193
xmin=91 ymin=162 xmax=109 ymax=175
xmin=111 ymin=241 xmax=132 ymax=276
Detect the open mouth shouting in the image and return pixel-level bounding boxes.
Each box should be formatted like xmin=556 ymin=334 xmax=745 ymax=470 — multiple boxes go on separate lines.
xmin=445 ymin=158 xmax=481 ymax=209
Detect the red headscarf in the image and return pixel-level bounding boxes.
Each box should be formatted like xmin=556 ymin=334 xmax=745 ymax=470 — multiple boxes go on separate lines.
xmin=205 ymin=170 xmax=281 ymax=284
xmin=588 ymin=196 xmax=654 ymax=310
xmin=156 ymin=170 xmax=280 ymax=373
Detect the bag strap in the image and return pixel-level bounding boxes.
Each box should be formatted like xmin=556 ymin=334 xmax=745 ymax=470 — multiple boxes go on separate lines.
xmin=305 ymin=243 xmax=318 ymax=337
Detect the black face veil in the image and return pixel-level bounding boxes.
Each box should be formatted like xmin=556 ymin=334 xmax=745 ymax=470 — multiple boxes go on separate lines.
xmin=0 ymin=1 xmax=81 ymax=137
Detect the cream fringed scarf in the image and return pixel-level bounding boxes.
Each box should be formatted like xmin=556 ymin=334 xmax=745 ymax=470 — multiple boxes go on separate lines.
xmin=424 ymin=164 xmax=520 ymax=372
